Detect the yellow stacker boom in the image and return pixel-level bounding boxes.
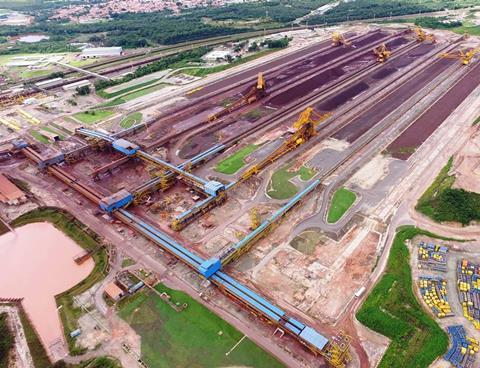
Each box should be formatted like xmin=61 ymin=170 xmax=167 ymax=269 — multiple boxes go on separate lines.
xmin=331 ymin=32 xmax=352 ymax=47
xmin=413 ymin=27 xmax=436 ymax=43
xmin=373 ymin=43 xmax=391 ymax=63
xmin=440 ymin=48 xmax=480 ymax=65
xmin=240 ymin=107 xmax=331 ymax=182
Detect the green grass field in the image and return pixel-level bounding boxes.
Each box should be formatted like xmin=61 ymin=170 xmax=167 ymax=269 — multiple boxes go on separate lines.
xmin=215 ymin=144 xmax=258 ymax=174
xmin=416 ymin=157 xmax=480 ymax=225
xmin=98 ymin=79 xmax=161 ymax=99
xmin=12 ymin=207 xmax=108 ymax=355
xmin=120 ymin=112 xmax=142 ymax=129
xmin=73 ymin=110 xmax=115 ymax=125
xmin=119 ymin=283 xmax=283 ymax=368
xmin=356 ymin=226 xmax=453 ymax=367
xmin=98 ymin=84 xmax=165 ymax=107
xmin=267 ymin=165 xmax=316 ymax=200
xmin=327 ymin=187 xmax=356 ymax=223
xmin=28 ymin=129 xmax=49 ymax=144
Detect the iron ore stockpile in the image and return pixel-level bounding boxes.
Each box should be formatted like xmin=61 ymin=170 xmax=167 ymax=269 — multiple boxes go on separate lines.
xmin=445 ymin=326 xmax=479 ymax=368
xmin=4 ymin=24 xmax=480 ymax=368
xmin=417 ymin=241 xmax=449 ymax=272
xmin=457 ymin=260 xmax=480 ymax=329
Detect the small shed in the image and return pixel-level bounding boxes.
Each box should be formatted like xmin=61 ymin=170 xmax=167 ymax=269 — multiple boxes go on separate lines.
xmin=104 ymin=282 xmax=124 ymax=301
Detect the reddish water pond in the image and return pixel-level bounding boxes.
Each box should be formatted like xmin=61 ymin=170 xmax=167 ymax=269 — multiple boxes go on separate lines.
xmin=0 ymin=222 xmax=94 ymax=359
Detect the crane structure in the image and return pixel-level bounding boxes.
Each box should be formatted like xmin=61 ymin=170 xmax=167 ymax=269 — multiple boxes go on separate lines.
xmin=208 ymin=72 xmax=266 ymax=122
xmin=440 ymin=48 xmax=480 ymax=65
xmin=412 ymin=27 xmax=436 ymax=43
xmin=373 ymin=43 xmax=391 ymax=63
xmin=249 ymin=208 xmax=261 ymax=230
xmin=240 ymin=107 xmax=331 ymax=182
xmin=331 ymin=32 xmax=352 ymax=47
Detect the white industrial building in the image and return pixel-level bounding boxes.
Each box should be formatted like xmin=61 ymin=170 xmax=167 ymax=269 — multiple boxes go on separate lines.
xmin=81 ymin=47 xmax=122 ymax=59
xmin=63 ymin=80 xmax=91 ymax=91
xmin=203 ymin=50 xmax=233 ymax=62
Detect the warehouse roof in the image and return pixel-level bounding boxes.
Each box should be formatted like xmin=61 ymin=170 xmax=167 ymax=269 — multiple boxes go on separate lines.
xmin=0 ymin=173 xmax=26 ymax=203
xmin=81 ymin=47 xmax=122 ymax=56
xmin=104 ymin=282 xmax=124 ymax=301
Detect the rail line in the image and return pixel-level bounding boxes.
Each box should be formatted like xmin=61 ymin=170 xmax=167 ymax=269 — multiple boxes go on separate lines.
xmin=219 ymin=37 xmax=422 ymax=149
xmin=113 ymin=31 xmax=377 ymax=144
xmin=139 ymin=31 xmax=414 ymax=151
xmin=28 ymin=25 xmax=336 ymax=89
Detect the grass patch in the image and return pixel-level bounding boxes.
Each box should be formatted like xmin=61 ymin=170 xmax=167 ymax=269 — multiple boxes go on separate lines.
xmin=122 ymin=84 xmax=165 ymax=102
xmin=290 ymin=229 xmax=323 ymax=255
xmin=473 ymin=116 xmax=480 ymax=126
xmin=356 ymin=226 xmax=452 ymax=367
xmin=12 ymin=207 xmax=108 ymax=355
xmin=327 ymin=187 xmax=356 ymax=223
xmin=29 ymin=129 xmax=49 ymax=144
xmin=18 ymin=307 xmax=51 ymax=368
xmin=0 ymin=313 xmax=14 ymax=368
xmin=215 ymin=144 xmax=258 ymax=174
xmin=119 ymin=283 xmax=283 ymax=368
xmin=98 ymin=78 xmax=160 ymax=99
xmin=182 ymin=50 xmax=276 ymax=78
xmin=97 ymin=98 xmax=126 ymax=108
xmin=70 ymin=356 xmax=122 ymax=368
xmin=73 ymin=110 xmax=115 ymax=125
xmin=97 ymin=84 xmax=165 ymax=107
xmin=416 ymin=157 xmax=480 ymax=225
xmin=120 ymin=112 xmax=142 ymax=129
xmin=121 ymin=258 xmax=136 ymax=268
xmin=267 ymin=165 xmax=316 ymax=200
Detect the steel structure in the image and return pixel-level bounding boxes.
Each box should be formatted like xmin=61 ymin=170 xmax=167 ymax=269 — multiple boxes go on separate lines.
xmin=331 ymin=32 xmax=352 ymax=47
xmin=413 ymin=27 xmax=436 ymax=43
xmin=21 ymin=145 xmax=351 ymax=367
xmin=208 ymin=72 xmax=267 ymax=122
xmin=373 ymin=43 xmax=391 ymax=63
xmin=440 ymin=48 xmax=480 ymax=65
xmin=239 ymin=107 xmax=331 ymax=183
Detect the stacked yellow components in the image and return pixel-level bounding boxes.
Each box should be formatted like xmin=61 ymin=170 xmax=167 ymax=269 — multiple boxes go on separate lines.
xmin=419 ymin=277 xmax=453 ymax=318
xmin=457 ymin=259 xmax=480 ymax=329
xmin=417 ymin=241 xmax=448 ymax=272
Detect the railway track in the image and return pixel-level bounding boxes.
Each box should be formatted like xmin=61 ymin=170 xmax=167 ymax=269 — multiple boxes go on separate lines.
xmin=216 ymin=37 xmax=424 ymax=151
xmin=135 ymin=31 xmax=409 ymax=151
xmin=27 ymin=25 xmax=331 ymax=89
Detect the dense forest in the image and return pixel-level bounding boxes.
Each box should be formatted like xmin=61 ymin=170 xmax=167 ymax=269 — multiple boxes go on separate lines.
xmin=0 ymin=0 xmax=478 ymax=54
xmin=309 ymin=0 xmax=479 ymax=23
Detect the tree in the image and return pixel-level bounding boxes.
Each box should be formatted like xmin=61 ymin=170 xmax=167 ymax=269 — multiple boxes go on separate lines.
xmin=76 ymin=85 xmax=91 ymax=96
xmin=248 ymin=41 xmax=259 ymax=52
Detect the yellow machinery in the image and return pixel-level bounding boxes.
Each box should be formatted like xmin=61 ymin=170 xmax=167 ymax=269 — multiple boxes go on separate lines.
xmin=0 ymin=117 xmax=20 ymax=131
xmin=17 ymin=109 xmax=40 ymax=125
xmin=249 ymin=208 xmax=261 ymax=230
xmin=208 ymin=73 xmax=266 ymax=122
xmin=373 ymin=43 xmax=391 ymax=63
xmin=240 ymin=107 xmax=331 ymax=182
xmin=322 ymin=331 xmax=352 ymax=368
xmin=331 ymin=32 xmax=352 ymax=47
xmin=186 ymin=86 xmax=204 ymax=95
xmin=413 ymin=27 xmax=436 ymax=43
xmin=440 ymin=48 xmax=480 ymax=65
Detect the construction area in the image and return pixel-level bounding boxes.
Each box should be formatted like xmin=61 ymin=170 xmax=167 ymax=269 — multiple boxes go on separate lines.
xmin=1 ymin=22 xmax=480 ymax=368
